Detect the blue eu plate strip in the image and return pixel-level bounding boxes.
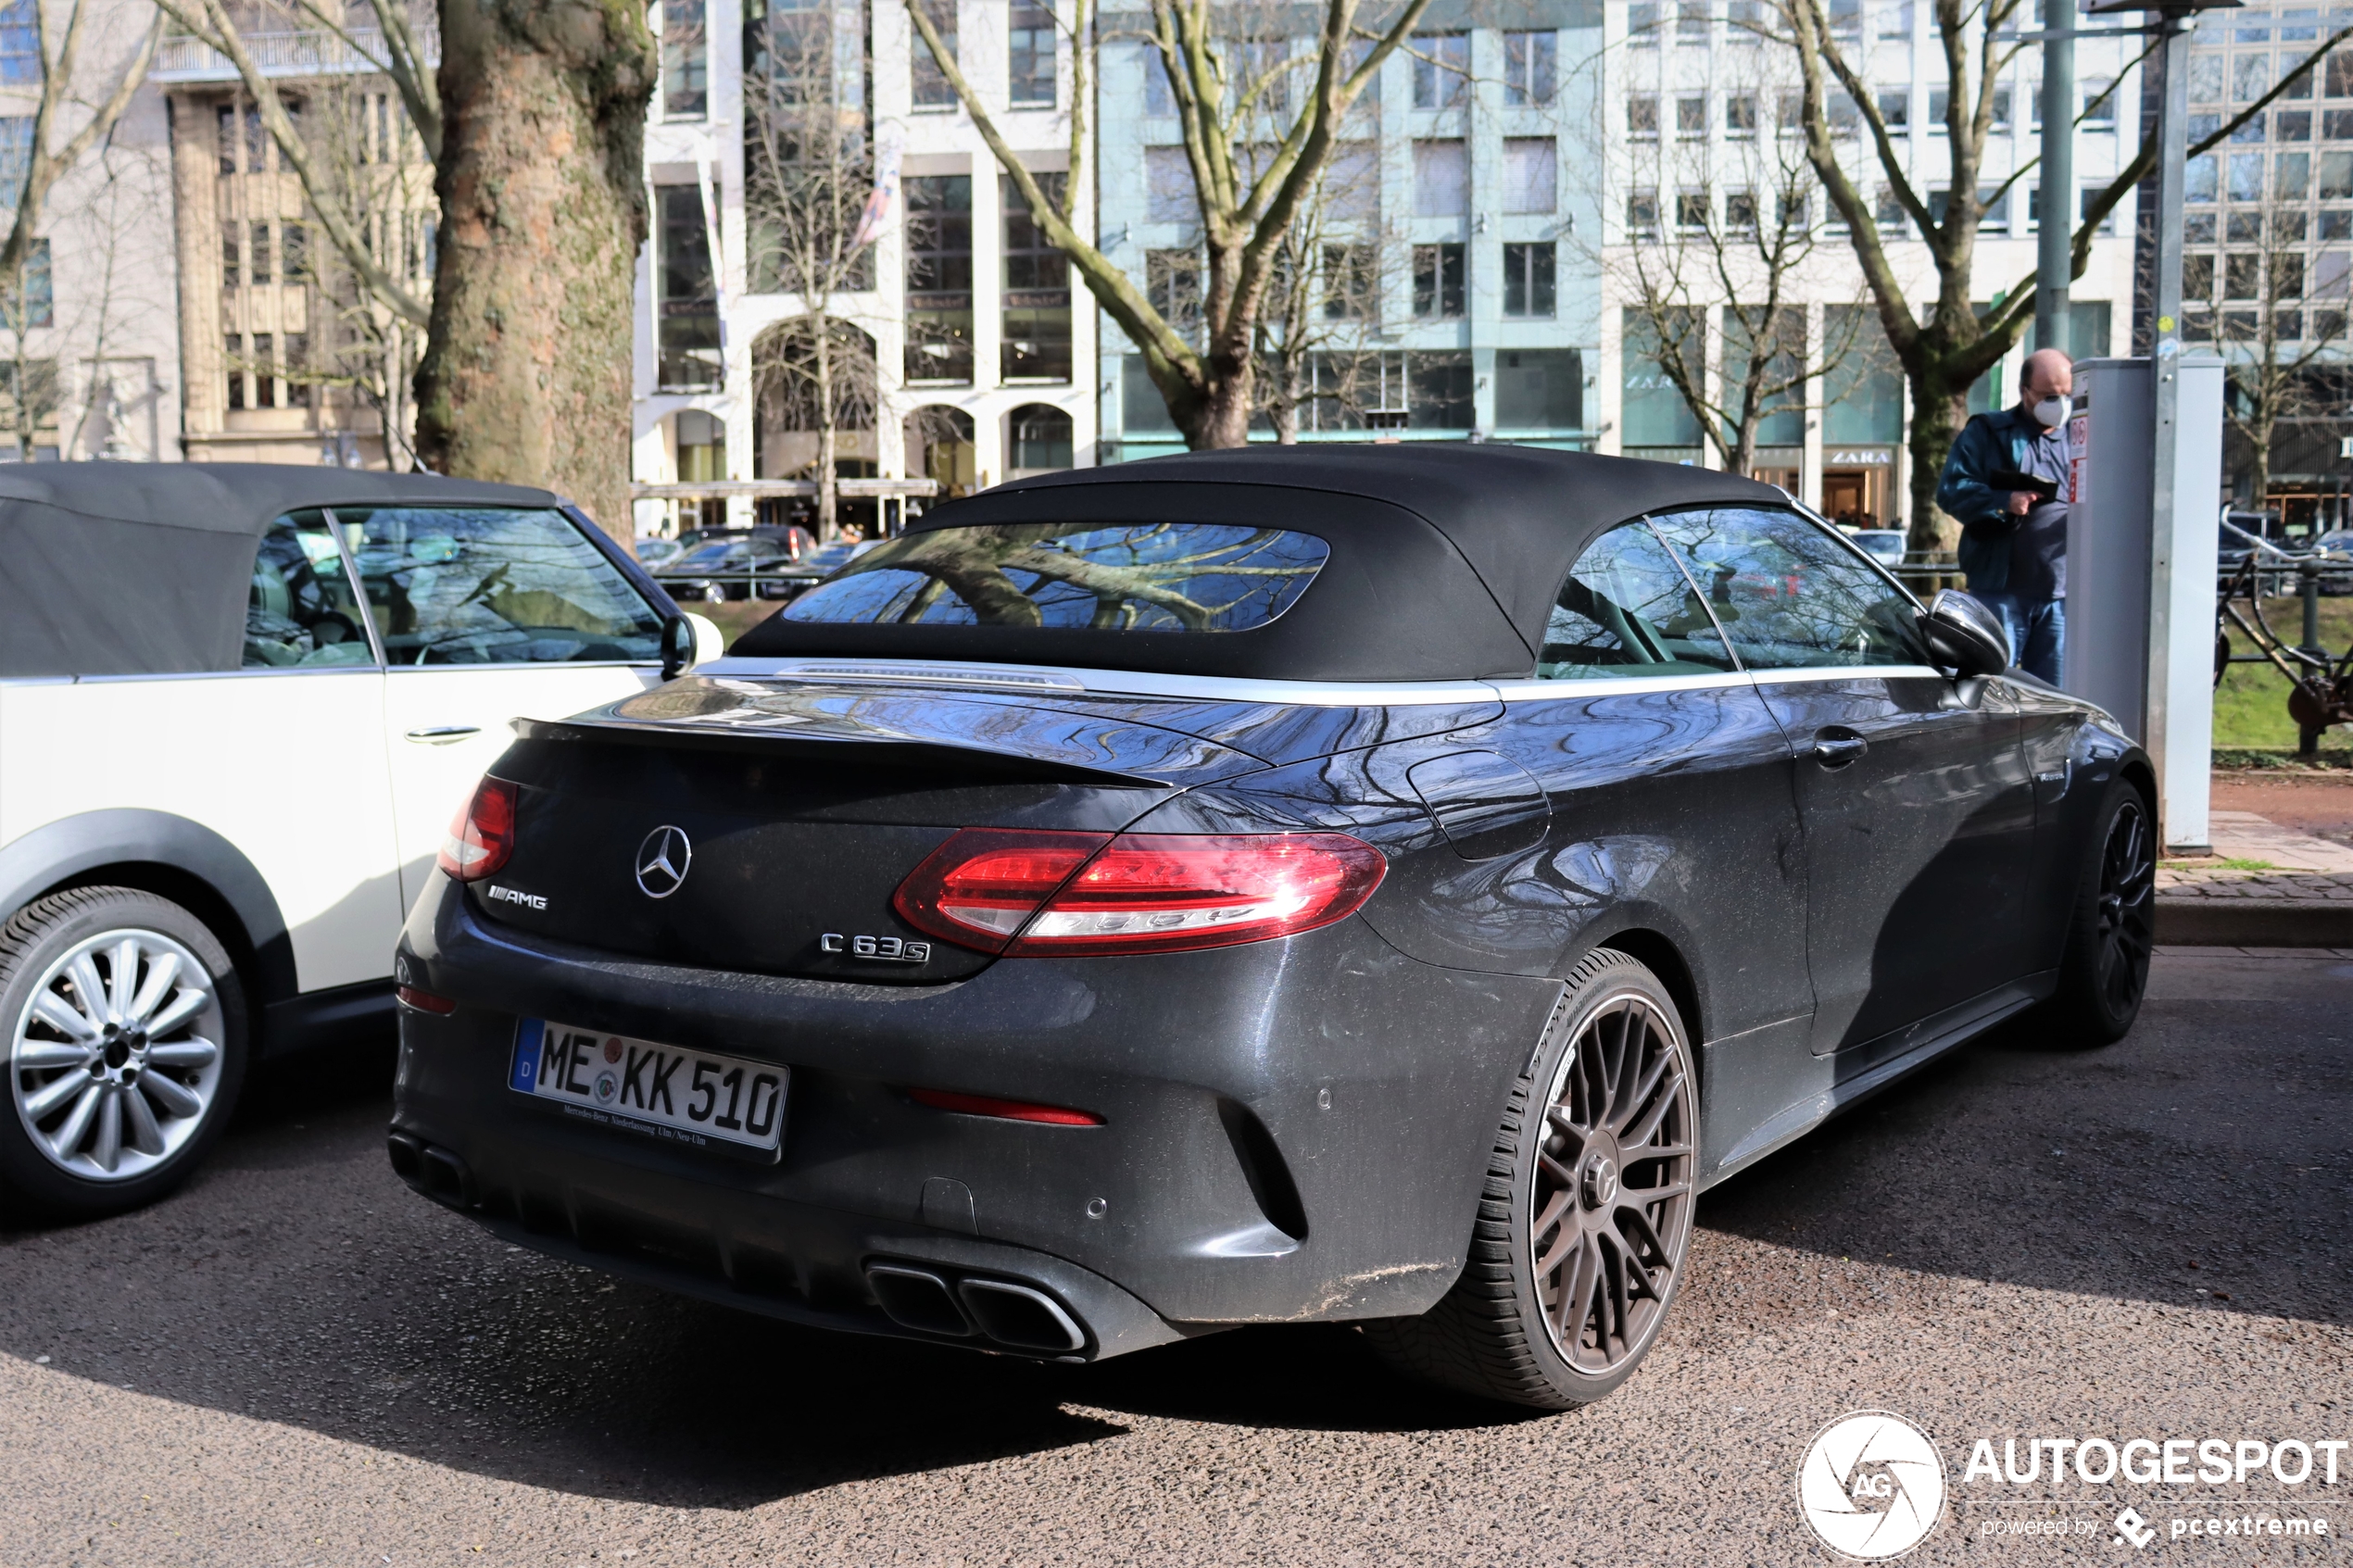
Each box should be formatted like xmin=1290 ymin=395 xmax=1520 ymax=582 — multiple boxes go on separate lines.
xmin=510 ymin=1018 xmax=546 ymax=1093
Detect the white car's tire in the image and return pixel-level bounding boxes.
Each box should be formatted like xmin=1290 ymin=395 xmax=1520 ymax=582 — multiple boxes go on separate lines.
xmin=0 ymin=887 xmax=249 ymax=1220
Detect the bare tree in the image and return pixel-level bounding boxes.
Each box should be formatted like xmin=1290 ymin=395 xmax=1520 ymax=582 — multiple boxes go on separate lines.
xmin=1251 ymin=139 xmax=1389 ymax=442
xmin=744 ymin=0 xmax=887 ymax=537
xmin=2196 ymin=208 xmax=2352 ymax=514
xmin=1775 ymin=0 xmax=2353 ymax=550
xmin=907 ymin=0 xmax=1436 ymax=447
xmin=0 ymin=0 xmax=162 ymax=279
xmin=1606 ymin=56 xmax=1861 ymax=477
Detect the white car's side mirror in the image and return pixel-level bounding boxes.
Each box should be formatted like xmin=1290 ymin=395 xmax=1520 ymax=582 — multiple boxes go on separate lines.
xmin=659 ymin=612 xmax=727 ymax=680
xmin=688 ymin=612 xmax=725 ymax=666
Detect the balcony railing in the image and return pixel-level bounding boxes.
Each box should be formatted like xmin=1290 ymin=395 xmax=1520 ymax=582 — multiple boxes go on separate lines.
xmin=153 ymin=28 xmax=436 ymax=82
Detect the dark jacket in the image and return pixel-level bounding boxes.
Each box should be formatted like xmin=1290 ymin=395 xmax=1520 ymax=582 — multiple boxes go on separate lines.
xmin=1936 ymin=407 xmax=2050 ymax=596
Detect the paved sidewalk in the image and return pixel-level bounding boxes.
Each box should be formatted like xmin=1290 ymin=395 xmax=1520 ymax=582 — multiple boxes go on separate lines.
xmin=2156 ymin=811 xmax=2353 ymax=944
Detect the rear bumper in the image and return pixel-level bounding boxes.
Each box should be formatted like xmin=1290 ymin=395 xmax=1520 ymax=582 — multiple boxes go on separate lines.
xmin=390 ymin=875 xmax=1564 ymax=1356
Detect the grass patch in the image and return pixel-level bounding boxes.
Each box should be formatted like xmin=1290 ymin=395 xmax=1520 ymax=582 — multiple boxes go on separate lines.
xmin=2161 ymin=856 xmax=2280 ymax=872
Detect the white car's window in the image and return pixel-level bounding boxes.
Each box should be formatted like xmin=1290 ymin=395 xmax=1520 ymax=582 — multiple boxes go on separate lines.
xmin=1536 ymin=519 xmax=1737 ymax=679
xmin=319 ymin=505 xmax=667 ymax=666
xmin=1647 ymin=507 xmax=1929 ymax=671
xmin=245 ymin=513 xmax=376 ymax=669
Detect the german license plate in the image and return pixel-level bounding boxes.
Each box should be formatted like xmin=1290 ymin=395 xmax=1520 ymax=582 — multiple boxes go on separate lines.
xmin=510 ymin=1020 xmax=787 ymax=1154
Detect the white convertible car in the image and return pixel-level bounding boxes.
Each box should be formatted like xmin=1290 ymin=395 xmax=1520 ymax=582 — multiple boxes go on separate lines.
xmin=0 ymin=465 xmax=716 ymax=1217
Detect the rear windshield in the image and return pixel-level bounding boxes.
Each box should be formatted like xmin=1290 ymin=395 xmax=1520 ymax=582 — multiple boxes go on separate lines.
xmin=779 ymin=522 xmax=1329 ymax=633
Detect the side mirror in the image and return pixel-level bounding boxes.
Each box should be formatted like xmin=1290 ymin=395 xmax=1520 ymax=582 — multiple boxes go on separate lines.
xmin=1919 ymin=589 xmax=2012 ymax=679
xmin=660 ymin=614 xmax=695 ymax=680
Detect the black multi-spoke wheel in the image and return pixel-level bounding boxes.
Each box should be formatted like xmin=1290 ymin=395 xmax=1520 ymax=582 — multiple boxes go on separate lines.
xmin=1364 ymin=949 xmax=1697 ymax=1409
xmin=2050 ymin=779 xmax=2156 ymax=1045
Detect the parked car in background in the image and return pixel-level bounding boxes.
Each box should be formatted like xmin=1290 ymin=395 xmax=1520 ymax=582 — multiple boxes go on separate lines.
xmin=650 ymin=528 xmax=828 ymax=603
xmin=634 ymin=536 xmax=686 ymax=569
xmin=388 ymin=445 xmax=2154 ymax=1411
xmin=760 ymin=538 xmax=884 ymax=600
xmin=2309 ymin=530 xmax=2353 ymax=595
xmin=1844 ymin=529 xmax=1906 ymax=571
xmin=0 ymin=466 xmax=716 ymax=1219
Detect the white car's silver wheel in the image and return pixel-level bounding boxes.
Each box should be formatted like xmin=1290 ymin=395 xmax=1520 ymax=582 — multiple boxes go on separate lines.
xmin=10 ymin=924 xmax=228 ymax=1183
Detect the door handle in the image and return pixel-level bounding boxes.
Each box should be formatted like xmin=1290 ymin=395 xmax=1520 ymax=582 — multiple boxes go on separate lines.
xmin=1811 ymin=731 xmax=1868 ymax=768
xmin=404 ymin=725 xmax=481 ymax=745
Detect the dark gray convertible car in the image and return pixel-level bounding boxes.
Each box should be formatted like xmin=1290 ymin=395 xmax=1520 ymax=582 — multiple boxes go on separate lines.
xmin=387 ymin=446 xmax=2153 ymax=1409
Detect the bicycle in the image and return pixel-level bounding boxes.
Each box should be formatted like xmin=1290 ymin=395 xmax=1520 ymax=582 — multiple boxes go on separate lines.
xmin=2214 ymin=517 xmax=2353 ymax=754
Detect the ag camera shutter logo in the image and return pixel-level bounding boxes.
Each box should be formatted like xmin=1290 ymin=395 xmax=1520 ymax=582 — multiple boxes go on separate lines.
xmin=1797 ymin=1411 xmax=1948 ymax=1560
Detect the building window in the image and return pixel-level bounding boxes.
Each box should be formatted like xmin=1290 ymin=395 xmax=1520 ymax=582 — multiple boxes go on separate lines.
xmin=1628 ymin=189 xmax=1660 ymax=232
xmin=1676 ymin=191 xmax=1710 ymax=231
xmin=1494 ymin=348 xmax=1581 ymax=431
xmin=1412 ymin=242 xmax=1464 ymax=319
xmin=912 ymin=0 xmax=957 ymax=108
xmin=284 ymin=332 xmax=310 ymax=408
xmin=220 ymin=222 xmax=242 ymax=289
xmin=1629 ymin=94 xmax=1659 ymax=137
xmin=1009 ymin=403 xmax=1073 ymax=475
xmin=253 ymin=333 xmax=276 ymax=408
xmin=1879 ymin=0 xmax=1913 ymax=37
xmin=661 ymin=0 xmax=710 ymax=119
xmin=1410 ymin=32 xmax=1467 ymax=109
xmin=216 ymin=104 xmax=238 ymax=175
xmin=285 ymin=221 xmax=308 ymax=281
xmin=245 ymin=105 xmax=267 ymax=172
xmin=1503 ymin=241 xmax=1554 ymax=318
xmin=1413 ymin=139 xmax=1467 ymax=216
xmin=1146 ymin=247 xmax=1203 ymax=342
xmin=0 ymin=0 xmax=35 ymax=84
xmin=1009 ymin=3 xmax=1055 ymax=107
xmin=0 ymin=114 xmax=28 ymax=200
xmin=1678 ymin=0 xmax=1709 ymax=40
xmin=251 ymin=220 xmax=273 ymax=285
xmin=655 ymin=183 xmax=721 ymax=392
xmin=2082 ymin=76 xmax=2117 ymax=128
xmin=0 ymin=234 xmax=48 ymax=330
xmin=1321 ymin=242 xmax=1377 ymax=320
xmin=1677 ymin=94 xmax=1706 ymax=136
xmin=1145 ymin=144 xmax=1193 ymax=223
xmin=1878 ymin=89 xmax=1908 ymax=132
xmin=1629 ymin=1 xmax=1661 ymax=41
xmin=1726 ymin=189 xmax=1757 ymax=230
xmin=1504 ymin=31 xmax=1554 ymax=105
xmin=1502 ymin=137 xmax=1556 ymax=213
xmin=1725 ymin=93 xmax=1756 ymax=134
xmin=905 ymin=174 xmax=973 ymax=383
xmin=225 ymin=335 xmax=245 ymax=411
xmin=1002 ymin=172 xmax=1070 ymax=381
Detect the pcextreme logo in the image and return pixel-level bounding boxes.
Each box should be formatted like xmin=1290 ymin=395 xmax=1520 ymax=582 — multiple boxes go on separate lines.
xmin=1797 ymin=1411 xmax=1948 ymax=1560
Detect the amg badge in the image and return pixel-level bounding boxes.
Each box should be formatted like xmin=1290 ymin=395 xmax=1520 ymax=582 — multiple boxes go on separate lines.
xmin=821 ymin=933 xmax=931 ymax=963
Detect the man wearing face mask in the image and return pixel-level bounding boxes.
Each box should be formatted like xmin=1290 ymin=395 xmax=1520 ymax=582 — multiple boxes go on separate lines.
xmin=1933 ymin=346 xmax=2075 ymax=683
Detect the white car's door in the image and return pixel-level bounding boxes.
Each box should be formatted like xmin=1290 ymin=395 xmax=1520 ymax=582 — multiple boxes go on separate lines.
xmin=331 ymin=502 xmax=670 ymax=913
xmin=0 ymin=512 xmax=404 ymax=992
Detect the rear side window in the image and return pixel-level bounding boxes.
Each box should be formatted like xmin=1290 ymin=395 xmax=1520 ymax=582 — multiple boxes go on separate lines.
xmin=780 ymin=522 xmax=1329 ymax=633
xmin=318 ymin=506 xmax=667 ymax=665
xmin=245 ymin=512 xmax=375 ymax=669
xmin=1647 ymin=507 xmax=1927 ymax=670
xmin=1539 ymin=518 xmax=1737 ymax=679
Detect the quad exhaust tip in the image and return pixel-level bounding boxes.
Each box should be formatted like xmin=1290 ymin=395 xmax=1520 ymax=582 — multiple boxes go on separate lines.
xmin=864 ymin=1261 xmax=1088 ymax=1354
xmin=387 ymin=1130 xmax=477 ymax=1209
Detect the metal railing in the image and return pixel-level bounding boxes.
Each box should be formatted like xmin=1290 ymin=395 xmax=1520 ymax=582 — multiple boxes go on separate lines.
xmin=153 ymin=28 xmax=433 ymax=82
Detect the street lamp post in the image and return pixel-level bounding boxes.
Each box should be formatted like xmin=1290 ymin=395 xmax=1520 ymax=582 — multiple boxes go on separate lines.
xmin=2035 ymin=2 xmax=2076 ymax=352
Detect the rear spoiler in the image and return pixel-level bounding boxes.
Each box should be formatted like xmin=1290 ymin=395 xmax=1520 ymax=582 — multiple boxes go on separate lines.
xmin=511 ymin=713 xmax=1177 ymax=790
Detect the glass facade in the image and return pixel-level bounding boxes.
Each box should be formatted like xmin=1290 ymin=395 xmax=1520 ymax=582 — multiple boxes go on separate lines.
xmin=904 ymin=175 xmax=974 ymax=384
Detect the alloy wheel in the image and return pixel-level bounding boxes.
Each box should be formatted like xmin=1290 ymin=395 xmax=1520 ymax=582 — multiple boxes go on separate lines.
xmin=9 ymin=927 xmax=226 ymax=1182
xmin=2094 ymin=799 xmax=2156 ymax=1017
xmin=1530 ymin=993 xmax=1696 ymax=1375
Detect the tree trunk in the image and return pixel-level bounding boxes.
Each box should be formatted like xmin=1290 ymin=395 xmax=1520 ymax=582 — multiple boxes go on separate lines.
xmin=414 ymin=0 xmax=657 ymax=539
xmin=1906 ymin=373 xmax=1965 ymax=561
xmin=814 ymin=321 xmax=838 ymax=539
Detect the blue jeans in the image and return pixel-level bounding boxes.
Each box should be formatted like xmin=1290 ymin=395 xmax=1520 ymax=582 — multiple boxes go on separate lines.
xmin=1978 ymin=592 xmax=2065 ymax=684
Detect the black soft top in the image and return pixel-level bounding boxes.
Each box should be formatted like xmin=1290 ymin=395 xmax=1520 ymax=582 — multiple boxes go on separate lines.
xmin=735 ymin=445 xmax=1788 ymax=682
xmin=0 ymin=463 xmax=560 ymax=677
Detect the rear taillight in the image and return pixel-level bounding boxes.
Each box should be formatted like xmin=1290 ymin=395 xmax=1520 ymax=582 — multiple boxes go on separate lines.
xmin=893 ymin=829 xmax=1386 ymax=957
xmin=905 ymin=1087 xmax=1104 ymax=1125
xmin=437 ymin=777 xmax=518 ymax=883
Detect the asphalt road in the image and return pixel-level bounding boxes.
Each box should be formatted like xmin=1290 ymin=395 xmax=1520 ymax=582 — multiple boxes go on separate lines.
xmin=2 ymin=948 xmax=2347 ymax=1566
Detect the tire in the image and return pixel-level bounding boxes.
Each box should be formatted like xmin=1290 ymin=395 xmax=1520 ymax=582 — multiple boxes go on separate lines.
xmin=2045 ymin=778 xmax=2157 ymax=1046
xmin=0 ymin=887 xmax=249 ymax=1220
xmin=1364 ymin=949 xmax=1699 ymax=1410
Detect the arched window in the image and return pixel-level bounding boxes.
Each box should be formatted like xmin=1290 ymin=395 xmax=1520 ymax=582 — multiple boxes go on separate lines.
xmin=1008 ymin=403 xmax=1074 ymax=478
xmin=905 ymin=406 xmax=976 ymax=500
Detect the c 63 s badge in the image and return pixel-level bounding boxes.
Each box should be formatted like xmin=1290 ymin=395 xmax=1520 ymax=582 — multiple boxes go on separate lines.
xmin=822 ymin=933 xmax=931 ymax=964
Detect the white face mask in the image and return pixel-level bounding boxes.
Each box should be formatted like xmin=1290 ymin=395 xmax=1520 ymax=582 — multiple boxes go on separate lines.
xmin=2032 ymin=394 xmax=2070 ymax=429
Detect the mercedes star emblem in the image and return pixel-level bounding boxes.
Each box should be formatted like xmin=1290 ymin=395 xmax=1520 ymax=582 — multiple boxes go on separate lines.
xmin=635 ymin=825 xmax=692 ymax=899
